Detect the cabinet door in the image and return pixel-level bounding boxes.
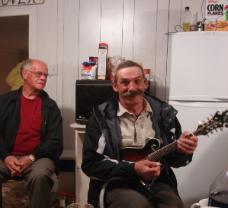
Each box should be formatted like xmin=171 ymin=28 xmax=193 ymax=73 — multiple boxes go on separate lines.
xmin=72 ymin=123 xmax=90 ymax=204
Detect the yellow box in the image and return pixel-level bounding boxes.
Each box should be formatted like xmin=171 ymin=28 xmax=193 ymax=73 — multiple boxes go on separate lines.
xmin=205 ymin=0 xmax=228 ymax=31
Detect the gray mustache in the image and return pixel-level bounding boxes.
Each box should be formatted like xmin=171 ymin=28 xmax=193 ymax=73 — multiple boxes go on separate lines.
xmin=122 ymin=90 xmax=143 ymax=97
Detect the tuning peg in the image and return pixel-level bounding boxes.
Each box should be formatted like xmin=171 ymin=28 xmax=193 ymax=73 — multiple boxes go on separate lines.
xmin=198 ymin=121 xmax=203 ymax=125
xmin=211 ymin=114 xmax=216 ymax=119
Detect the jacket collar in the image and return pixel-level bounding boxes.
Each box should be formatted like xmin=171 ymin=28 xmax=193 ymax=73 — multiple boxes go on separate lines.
xmin=99 ymin=94 xmax=158 ymax=120
xmin=11 ymin=87 xmax=50 ymax=106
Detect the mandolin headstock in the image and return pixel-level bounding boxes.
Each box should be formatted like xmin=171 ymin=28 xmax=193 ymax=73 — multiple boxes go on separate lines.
xmin=194 ymin=110 xmax=228 ymax=136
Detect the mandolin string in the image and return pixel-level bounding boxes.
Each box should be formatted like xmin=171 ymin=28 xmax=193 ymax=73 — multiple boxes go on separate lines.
xmin=148 ymin=141 xmax=177 ymax=161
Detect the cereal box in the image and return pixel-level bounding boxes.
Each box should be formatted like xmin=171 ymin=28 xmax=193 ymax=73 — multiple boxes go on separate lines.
xmin=205 ymin=0 xmax=228 ymax=31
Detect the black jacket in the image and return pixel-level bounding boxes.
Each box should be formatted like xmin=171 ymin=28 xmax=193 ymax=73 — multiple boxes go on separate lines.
xmin=82 ymin=94 xmax=193 ymax=207
xmin=0 ymin=88 xmax=63 ymax=169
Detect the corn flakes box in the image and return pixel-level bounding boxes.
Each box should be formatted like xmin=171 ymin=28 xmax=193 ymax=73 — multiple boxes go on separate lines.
xmin=205 ymin=0 xmax=228 ymax=31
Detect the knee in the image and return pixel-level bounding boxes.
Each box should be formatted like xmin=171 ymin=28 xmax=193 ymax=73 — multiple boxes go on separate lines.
xmin=28 ymin=172 xmax=54 ymax=188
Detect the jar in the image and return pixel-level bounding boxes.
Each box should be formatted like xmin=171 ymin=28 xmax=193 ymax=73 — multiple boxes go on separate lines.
xmin=197 ymin=21 xmax=204 ymax=31
xmin=58 ymin=192 xmax=66 ymax=208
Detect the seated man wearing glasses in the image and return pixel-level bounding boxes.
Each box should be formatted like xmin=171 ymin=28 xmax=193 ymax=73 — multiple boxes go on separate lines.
xmin=0 ymin=59 xmax=63 ymax=208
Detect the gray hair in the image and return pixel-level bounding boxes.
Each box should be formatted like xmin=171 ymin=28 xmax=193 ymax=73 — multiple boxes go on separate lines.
xmin=114 ymin=60 xmax=145 ymax=83
xmin=20 ymin=59 xmax=34 ymax=76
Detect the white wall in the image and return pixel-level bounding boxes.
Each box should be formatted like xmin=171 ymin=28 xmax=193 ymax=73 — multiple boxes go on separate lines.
xmin=0 ymin=0 xmax=206 ymax=174
xmin=0 ymin=0 xmax=211 ymax=205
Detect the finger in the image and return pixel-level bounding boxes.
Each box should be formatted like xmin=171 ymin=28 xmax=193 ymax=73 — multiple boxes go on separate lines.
xmin=11 ymin=170 xmax=19 ymax=177
xmin=11 ymin=164 xmax=22 ymax=173
xmin=178 ymin=140 xmax=196 ymax=150
xmin=179 ymin=135 xmax=197 ymax=146
xmin=179 ymin=145 xmax=194 ymax=153
xmin=151 ymin=162 xmax=161 ymax=167
xmin=8 ymin=166 xmax=15 ymax=173
xmin=20 ymin=167 xmax=26 ymax=173
xmin=178 ymin=140 xmax=196 ymax=153
xmin=182 ymin=131 xmax=197 ymax=141
xmin=182 ymin=131 xmax=193 ymax=137
xmin=178 ymin=143 xmax=195 ymax=154
xmin=14 ymin=160 xmax=22 ymax=166
xmin=185 ymin=133 xmax=198 ymax=142
xmin=11 ymin=171 xmax=16 ymax=177
xmin=187 ymin=138 xmax=198 ymax=148
xmin=146 ymin=161 xmax=161 ymax=166
xmin=11 ymin=170 xmax=21 ymax=177
xmin=155 ymin=162 xmax=161 ymax=166
xmin=154 ymin=170 xmax=161 ymax=177
xmin=150 ymin=168 xmax=161 ymax=178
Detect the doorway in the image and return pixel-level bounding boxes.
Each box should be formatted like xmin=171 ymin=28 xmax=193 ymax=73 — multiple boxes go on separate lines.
xmin=0 ymin=15 xmax=28 ymax=94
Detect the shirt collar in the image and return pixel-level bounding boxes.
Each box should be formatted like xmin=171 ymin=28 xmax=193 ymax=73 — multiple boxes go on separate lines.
xmin=117 ymin=99 xmax=153 ymax=117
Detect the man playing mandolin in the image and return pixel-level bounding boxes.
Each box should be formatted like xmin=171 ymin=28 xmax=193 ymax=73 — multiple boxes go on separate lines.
xmin=82 ymin=60 xmax=198 ymax=208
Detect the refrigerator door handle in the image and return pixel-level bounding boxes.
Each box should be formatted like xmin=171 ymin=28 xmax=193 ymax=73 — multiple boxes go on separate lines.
xmin=215 ymin=98 xmax=228 ymax=102
xmin=168 ymin=101 xmax=228 ymax=109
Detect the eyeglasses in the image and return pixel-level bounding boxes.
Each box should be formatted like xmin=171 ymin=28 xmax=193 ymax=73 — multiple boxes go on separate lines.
xmin=28 ymin=70 xmax=49 ymax=78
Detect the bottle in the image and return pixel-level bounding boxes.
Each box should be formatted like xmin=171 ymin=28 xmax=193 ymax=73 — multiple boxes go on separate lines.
xmin=197 ymin=21 xmax=204 ymax=31
xmin=182 ymin=6 xmax=192 ymax=32
xmin=190 ymin=12 xmax=198 ymax=31
xmin=58 ymin=192 xmax=66 ymax=208
xmin=97 ymin=42 xmax=108 ymax=80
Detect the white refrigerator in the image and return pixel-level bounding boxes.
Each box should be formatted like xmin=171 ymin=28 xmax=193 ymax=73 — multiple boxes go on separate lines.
xmin=166 ymin=31 xmax=228 ymax=207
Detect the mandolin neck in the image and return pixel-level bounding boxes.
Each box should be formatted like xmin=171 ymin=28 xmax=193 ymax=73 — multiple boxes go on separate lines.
xmin=147 ymin=140 xmax=177 ymax=161
xmin=147 ymin=129 xmax=201 ymax=162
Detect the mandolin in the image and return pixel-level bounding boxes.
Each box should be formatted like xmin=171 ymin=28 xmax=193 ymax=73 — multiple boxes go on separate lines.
xmin=120 ymin=110 xmax=228 ymax=162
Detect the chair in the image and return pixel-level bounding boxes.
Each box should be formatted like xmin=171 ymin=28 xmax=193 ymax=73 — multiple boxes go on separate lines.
xmin=0 ymin=173 xmax=59 ymax=208
xmin=190 ymin=198 xmax=218 ymax=208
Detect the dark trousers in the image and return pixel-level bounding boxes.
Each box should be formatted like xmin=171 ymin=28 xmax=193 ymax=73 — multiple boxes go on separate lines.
xmin=0 ymin=158 xmax=55 ymax=208
xmin=105 ymin=180 xmax=184 ymax=208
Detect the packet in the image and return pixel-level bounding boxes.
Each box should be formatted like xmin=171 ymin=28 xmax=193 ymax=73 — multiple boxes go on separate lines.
xmin=81 ymin=61 xmax=97 ymax=80
xmin=205 ymin=0 xmax=228 ymax=31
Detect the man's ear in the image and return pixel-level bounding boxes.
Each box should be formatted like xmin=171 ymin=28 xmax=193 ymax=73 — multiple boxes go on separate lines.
xmin=144 ymin=79 xmax=149 ymax=90
xmin=21 ymin=70 xmax=26 ymax=80
xmin=112 ymin=81 xmax=118 ymax=93
xmin=21 ymin=70 xmax=28 ymax=80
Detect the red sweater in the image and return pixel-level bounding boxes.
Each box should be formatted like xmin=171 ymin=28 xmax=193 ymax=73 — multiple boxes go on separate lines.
xmin=12 ymin=95 xmax=42 ymax=155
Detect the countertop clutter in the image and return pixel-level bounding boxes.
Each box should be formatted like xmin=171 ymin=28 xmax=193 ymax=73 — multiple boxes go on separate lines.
xmin=80 ymin=42 xmax=125 ymax=81
xmin=179 ymin=1 xmax=228 ymax=32
xmin=80 ymin=42 xmax=152 ymax=82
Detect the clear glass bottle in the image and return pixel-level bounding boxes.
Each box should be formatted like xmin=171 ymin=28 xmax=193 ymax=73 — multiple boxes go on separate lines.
xmin=58 ymin=192 xmax=66 ymax=208
xmin=182 ymin=6 xmax=192 ymax=32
